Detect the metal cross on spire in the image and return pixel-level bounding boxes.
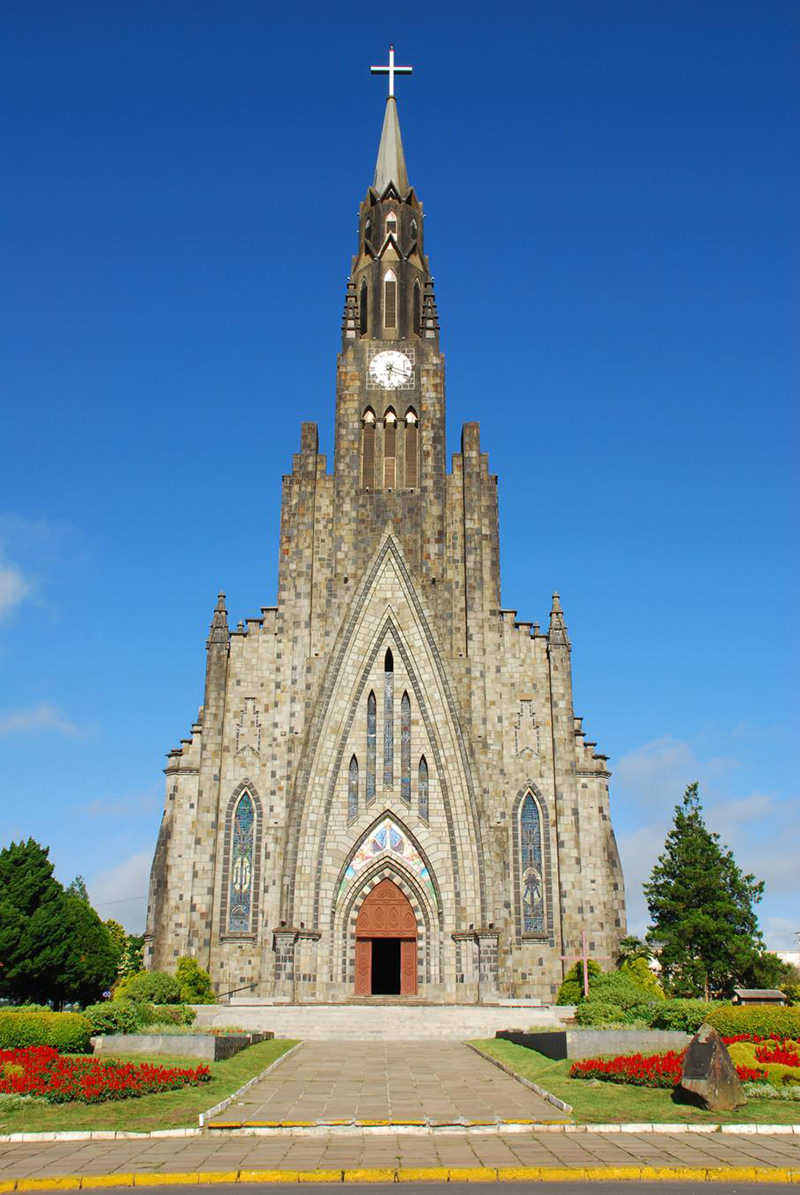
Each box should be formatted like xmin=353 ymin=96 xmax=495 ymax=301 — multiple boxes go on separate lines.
xmin=370 ymin=44 xmax=413 ymax=99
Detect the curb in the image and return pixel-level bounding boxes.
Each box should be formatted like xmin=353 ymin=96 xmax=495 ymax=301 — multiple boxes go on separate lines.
xmin=464 ymin=1041 xmax=572 ymax=1114
xmin=2 ymin=1121 xmax=799 ymax=1143
xmin=0 ymin=1164 xmax=799 ymax=1187
xmin=199 ymin=1041 xmax=302 ymax=1128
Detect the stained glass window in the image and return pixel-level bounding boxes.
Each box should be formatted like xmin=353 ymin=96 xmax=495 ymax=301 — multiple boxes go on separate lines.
xmin=228 ymin=792 xmax=255 ymax=932
xmin=384 ymin=649 xmax=394 ymax=786
xmin=348 ymin=754 xmax=359 ymax=821
xmin=400 ymin=692 xmax=411 ymax=803
xmin=520 ymin=792 xmax=545 ymax=933
xmin=418 ymin=756 xmax=429 ymax=821
xmin=366 ymin=691 xmax=376 ymax=804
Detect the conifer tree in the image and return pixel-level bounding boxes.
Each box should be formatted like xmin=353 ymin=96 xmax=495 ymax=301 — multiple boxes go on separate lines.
xmin=644 ymin=783 xmax=765 ymax=998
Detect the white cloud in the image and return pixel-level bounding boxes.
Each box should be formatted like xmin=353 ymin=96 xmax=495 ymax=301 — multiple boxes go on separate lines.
xmin=88 ymin=849 xmax=152 ymax=934
xmin=762 ymin=916 xmax=800 ymax=953
xmin=0 ymin=702 xmax=86 ymax=739
xmin=0 ymin=563 xmax=31 ymax=621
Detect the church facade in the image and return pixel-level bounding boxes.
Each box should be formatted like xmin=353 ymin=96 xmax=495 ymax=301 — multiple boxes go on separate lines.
xmin=145 ymin=80 xmax=626 ymax=1003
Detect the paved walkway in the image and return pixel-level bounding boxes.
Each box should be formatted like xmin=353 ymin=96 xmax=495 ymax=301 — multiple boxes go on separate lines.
xmin=0 ymin=1128 xmax=799 ymax=1181
xmin=210 ymin=1041 xmax=556 ymax=1126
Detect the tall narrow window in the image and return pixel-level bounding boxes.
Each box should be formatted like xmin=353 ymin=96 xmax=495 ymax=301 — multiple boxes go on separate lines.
xmin=520 ymin=793 xmax=545 ymax=933
xmin=401 ymin=692 xmax=411 ymax=803
xmin=386 ymin=211 xmax=397 ymax=238
xmin=359 ymin=280 xmax=368 ymax=336
xmin=348 ymin=755 xmax=359 ymax=822
xmin=384 ymin=410 xmax=397 ymax=489
xmin=404 ymin=409 xmax=418 ymax=488
xmin=413 ymin=281 xmax=421 ymax=336
xmin=383 ymin=648 xmax=394 ymax=787
xmin=364 ymin=218 xmax=372 ymax=246
xmin=410 ymin=218 xmax=418 ymax=242
xmin=228 ymin=792 xmax=255 ymax=932
xmin=362 ymin=408 xmax=375 ymax=489
xmin=366 ymin=692 xmax=376 ymax=805
xmin=418 ymin=756 xmax=429 ymax=821
xmin=384 ymin=269 xmax=397 ymax=330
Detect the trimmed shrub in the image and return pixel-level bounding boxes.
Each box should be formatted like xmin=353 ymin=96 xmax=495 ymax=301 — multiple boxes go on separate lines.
xmin=150 ymin=1004 xmax=197 ymax=1026
xmin=706 ymin=1005 xmax=800 ymax=1039
xmin=83 ymin=1002 xmax=141 ymax=1036
xmin=175 ymin=958 xmax=215 ymax=1005
xmin=556 ymin=960 xmax=602 ymax=1005
xmin=574 ymin=1001 xmax=624 ymax=1027
xmin=619 ymin=957 xmax=665 ymax=1000
xmin=0 ymin=1010 xmax=91 ymax=1053
xmin=114 ymin=971 xmax=181 ymax=1005
xmin=646 ymin=999 xmax=723 ymax=1032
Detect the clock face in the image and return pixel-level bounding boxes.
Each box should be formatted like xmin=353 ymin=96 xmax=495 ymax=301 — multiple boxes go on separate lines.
xmin=368 ymin=349 xmax=413 ymax=389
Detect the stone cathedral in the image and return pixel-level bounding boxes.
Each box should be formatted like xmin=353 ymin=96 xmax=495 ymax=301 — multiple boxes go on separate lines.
xmin=145 ymin=61 xmax=627 ymax=1003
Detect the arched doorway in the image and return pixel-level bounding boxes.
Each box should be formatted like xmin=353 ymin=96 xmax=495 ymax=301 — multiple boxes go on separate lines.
xmin=354 ymin=878 xmax=417 ymax=995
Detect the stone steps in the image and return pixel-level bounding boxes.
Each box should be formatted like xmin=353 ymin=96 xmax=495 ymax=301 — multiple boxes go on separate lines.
xmin=192 ymin=1002 xmax=571 ymax=1040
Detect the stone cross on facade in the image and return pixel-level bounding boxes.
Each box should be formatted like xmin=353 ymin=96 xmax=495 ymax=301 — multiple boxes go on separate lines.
xmin=561 ymin=930 xmax=612 ymax=998
xmin=370 ymin=44 xmax=413 ymax=98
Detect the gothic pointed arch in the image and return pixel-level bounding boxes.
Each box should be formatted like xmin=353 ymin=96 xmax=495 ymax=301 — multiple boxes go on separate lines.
xmin=219 ymin=779 xmax=264 ymax=938
xmin=511 ymin=783 xmax=554 ymax=944
xmin=283 ymin=534 xmax=487 ymax=932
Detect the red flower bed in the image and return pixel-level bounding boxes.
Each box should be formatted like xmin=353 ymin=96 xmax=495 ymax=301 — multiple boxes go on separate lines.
xmin=0 ymin=1046 xmax=211 ymax=1104
xmin=569 ymin=1049 xmax=767 ymax=1088
xmin=754 ymin=1041 xmax=800 ymax=1068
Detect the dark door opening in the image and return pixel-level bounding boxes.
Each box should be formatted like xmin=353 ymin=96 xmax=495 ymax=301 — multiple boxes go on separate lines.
xmin=371 ymin=938 xmax=401 ymax=995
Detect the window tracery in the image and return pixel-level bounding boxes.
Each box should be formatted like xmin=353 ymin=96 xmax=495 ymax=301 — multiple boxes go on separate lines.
xmin=384 ymin=648 xmax=394 ymax=787
xmin=228 ymin=792 xmax=255 ymax=932
xmin=348 ymin=754 xmax=359 ymax=822
xmin=520 ymin=792 xmax=545 ymax=933
xmin=418 ymin=756 xmax=429 ymax=821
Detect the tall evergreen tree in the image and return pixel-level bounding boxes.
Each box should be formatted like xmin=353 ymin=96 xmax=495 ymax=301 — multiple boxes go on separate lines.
xmin=644 ymin=783 xmax=765 ymax=998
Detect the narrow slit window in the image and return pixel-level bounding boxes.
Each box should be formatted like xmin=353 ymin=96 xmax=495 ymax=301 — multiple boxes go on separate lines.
xmin=384 ymin=648 xmax=394 ymax=787
xmin=413 ymin=281 xmax=421 ymax=336
xmin=418 ymin=756 xmax=429 ymax=821
xmin=359 ymin=280 xmax=368 ymax=336
xmin=362 ymin=409 xmax=375 ymax=489
xmin=401 ymin=692 xmax=411 ymax=803
xmin=384 ymin=269 xmax=397 ymax=330
xmin=384 ymin=410 xmax=397 ymax=489
xmin=405 ymin=409 xmax=418 ymax=488
xmin=348 ymin=755 xmax=359 ymax=821
xmin=366 ymin=692 xmax=376 ymax=804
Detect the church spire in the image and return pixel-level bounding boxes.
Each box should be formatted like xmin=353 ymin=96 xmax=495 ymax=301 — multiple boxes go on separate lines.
xmin=373 ymin=96 xmax=409 ymax=195
xmin=548 ymin=592 xmax=570 ymax=648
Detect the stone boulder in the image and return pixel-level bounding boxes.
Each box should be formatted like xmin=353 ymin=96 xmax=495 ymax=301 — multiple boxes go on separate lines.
xmin=677 ymin=1022 xmax=745 ymax=1111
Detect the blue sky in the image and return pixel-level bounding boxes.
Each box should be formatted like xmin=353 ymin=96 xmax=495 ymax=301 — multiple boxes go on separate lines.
xmin=1 ymin=1 xmax=797 ymax=952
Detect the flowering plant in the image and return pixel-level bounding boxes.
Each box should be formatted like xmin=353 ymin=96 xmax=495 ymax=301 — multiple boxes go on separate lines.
xmin=0 ymin=1046 xmax=210 ymax=1104
xmin=569 ymin=1048 xmax=766 ymax=1088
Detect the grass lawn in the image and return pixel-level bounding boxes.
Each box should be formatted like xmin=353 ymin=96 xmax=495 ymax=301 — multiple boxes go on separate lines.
xmin=471 ymin=1039 xmax=800 ymax=1126
xmin=0 ymin=1038 xmax=298 ymax=1134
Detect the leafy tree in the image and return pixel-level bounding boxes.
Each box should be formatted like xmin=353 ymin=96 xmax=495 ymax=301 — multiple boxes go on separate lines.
xmin=175 ymin=956 xmax=216 ymax=1004
xmin=0 ymin=840 xmax=116 ymax=1006
xmin=105 ymin=919 xmax=127 ymax=965
xmin=644 ymin=783 xmax=765 ymax=999
xmin=119 ymin=934 xmax=145 ymax=978
xmin=740 ymin=950 xmax=795 ymax=990
xmin=66 ymin=875 xmax=90 ymax=902
xmin=616 ymin=935 xmax=651 ymax=966
xmin=619 ymin=956 xmax=665 ymax=999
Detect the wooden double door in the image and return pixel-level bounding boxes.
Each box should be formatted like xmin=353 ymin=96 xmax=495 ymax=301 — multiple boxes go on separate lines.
xmin=354 ymin=878 xmax=418 ymax=996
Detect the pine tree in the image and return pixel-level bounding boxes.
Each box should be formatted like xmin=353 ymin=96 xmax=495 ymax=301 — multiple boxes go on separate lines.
xmin=644 ymin=783 xmax=765 ymax=998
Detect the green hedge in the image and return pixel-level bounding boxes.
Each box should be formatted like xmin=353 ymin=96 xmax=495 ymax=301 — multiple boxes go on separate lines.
xmin=83 ymin=1001 xmax=141 ymax=1036
xmin=114 ymin=970 xmax=181 ymax=1004
xmin=0 ymin=1010 xmax=91 ymax=1053
xmin=705 ymin=1005 xmax=800 ymax=1038
xmin=646 ymin=999 xmax=724 ymax=1032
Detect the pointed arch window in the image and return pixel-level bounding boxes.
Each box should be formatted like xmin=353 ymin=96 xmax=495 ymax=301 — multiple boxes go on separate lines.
xmin=348 ymin=754 xmax=359 ymax=822
xmin=400 ymin=691 xmax=411 ymax=803
xmin=359 ymin=279 xmax=368 ymax=336
xmin=412 ymin=281 xmax=421 ymax=336
xmin=418 ymin=756 xmax=429 ymax=821
xmin=364 ymin=217 xmax=372 ymax=247
xmin=383 ymin=269 xmax=397 ymax=330
xmin=228 ymin=792 xmax=255 ymax=932
xmin=361 ymin=408 xmax=376 ymax=489
xmin=384 ymin=409 xmax=397 ymax=489
xmin=404 ymin=408 xmax=418 ymax=488
xmin=366 ymin=692 xmax=376 ymax=805
xmin=410 ymin=217 xmax=418 ymax=242
xmin=385 ymin=211 xmax=397 ymax=238
xmin=384 ymin=648 xmax=394 ymax=787
xmin=520 ymin=792 xmax=545 ymax=934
